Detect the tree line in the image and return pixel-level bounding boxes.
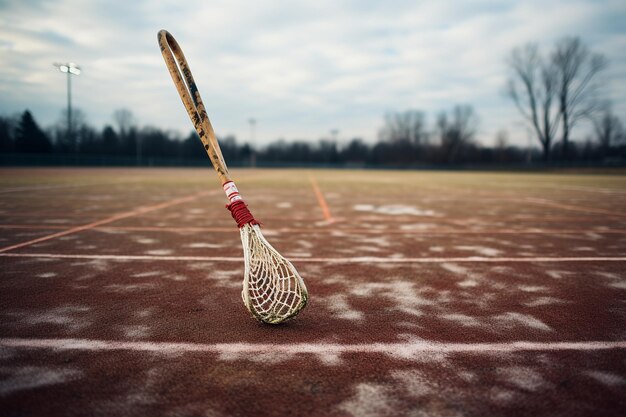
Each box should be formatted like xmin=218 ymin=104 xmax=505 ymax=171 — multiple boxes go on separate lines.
xmin=1 ymin=36 xmax=624 ymax=166
xmin=1 ymin=105 xmax=621 ymax=167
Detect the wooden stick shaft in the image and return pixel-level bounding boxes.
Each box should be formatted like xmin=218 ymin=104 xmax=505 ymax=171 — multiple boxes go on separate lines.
xmin=158 ymin=30 xmax=231 ymax=184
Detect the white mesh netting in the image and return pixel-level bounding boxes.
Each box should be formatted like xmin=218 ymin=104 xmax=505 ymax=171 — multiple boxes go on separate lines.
xmin=240 ymin=224 xmax=308 ymax=324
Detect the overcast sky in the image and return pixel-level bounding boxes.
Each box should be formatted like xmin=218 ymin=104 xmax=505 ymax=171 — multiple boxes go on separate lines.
xmin=1 ymin=0 xmax=625 ymax=146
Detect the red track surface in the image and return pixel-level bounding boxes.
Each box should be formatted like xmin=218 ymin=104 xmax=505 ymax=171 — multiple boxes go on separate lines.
xmin=1 ymin=168 xmax=625 ymax=416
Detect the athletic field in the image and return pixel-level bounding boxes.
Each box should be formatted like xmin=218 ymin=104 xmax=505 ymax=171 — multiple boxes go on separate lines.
xmin=1 ymin=167 xmax=625 ymax=416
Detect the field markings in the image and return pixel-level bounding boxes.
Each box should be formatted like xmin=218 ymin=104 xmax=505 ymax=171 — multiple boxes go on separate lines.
xmin=409 ymin=184 xmax=626 ymax=218
xmin=2 ymin=252 xmax=625 ymax=263
xmin=309 ymin=174 xmax=334 ymax=223
xmin=0 ymin=190 xmax=218 ymax=253
xmin=1 ymin=214 xmax=621 ymax=225
xmin=461 ymin=194 xmax=625 ymax=218
xmin=1 ymin=338 xmax=625 ymax=356
xmin=0 ymin=212 xmax=122 ymax=218
xmin=2 ymin=224 xmax=626 ymax=235
xmin=0 ymin=180 xmax=137 ymax=194
xmin=522 ymin=197 xmax=626 ymax=218
xmin=477 ymin=181 xmax=626 ymax=196
xmin=99 ymin=226 xmax=626 ymax=235
xmin=0 ymin=170 xmax=271 ymax=196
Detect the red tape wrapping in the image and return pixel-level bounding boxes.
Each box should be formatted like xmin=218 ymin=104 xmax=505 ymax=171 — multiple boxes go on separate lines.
xmin=226 ymin=200 xmax=259 ymax=228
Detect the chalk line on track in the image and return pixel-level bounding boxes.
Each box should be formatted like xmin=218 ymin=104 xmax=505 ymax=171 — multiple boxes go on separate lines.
xmin=4 ymin=224 xmax=626 ymax=235
xmin=410 ymin=184 xmax=626 ymax=217
xmin=63 ymin=226 xmax=626 ymax=235
xmin=0 ymin=180 xmax=138 ymax=194
xmin=479 ymin=182 xmax=626 ymax=196
xmin=1 ymin=338 xmax=625 ymax=355
xmin=1 ymin=252 xmax=626 ymax=263
xmin=522 ymin=197 xmax=626 ymax=218
xmin=0 ymin=190 xmax=219 ymax=253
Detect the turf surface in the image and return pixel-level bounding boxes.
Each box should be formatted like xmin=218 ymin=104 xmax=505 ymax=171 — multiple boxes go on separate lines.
xmin=1 ymin=167 xmax=625 ymax=416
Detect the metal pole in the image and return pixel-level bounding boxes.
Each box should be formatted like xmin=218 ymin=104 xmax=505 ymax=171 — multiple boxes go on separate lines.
xmin=249 ymin=118 xmax=256 ymax=167
xmin=249 ymin=118 xmax=256 ymax=142
xmin=67 ymin=70 xmax=72 ymax=149
xmin=136 ymin=131 xmax=141 ymax=166
xmin=54 ymin=63 xmax=80 ymax=152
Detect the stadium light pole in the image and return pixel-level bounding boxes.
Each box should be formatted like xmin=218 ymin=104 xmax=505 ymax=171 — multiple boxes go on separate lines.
xmin=53 ymin=62 xmax=81 ymax=143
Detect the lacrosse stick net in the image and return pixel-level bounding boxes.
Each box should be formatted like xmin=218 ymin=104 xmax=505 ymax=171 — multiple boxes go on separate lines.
xmin=158 ymin=30 xmax=308 ymax=324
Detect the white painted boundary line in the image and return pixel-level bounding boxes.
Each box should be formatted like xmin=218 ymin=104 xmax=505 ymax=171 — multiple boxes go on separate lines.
xmin=0 ymin=190 xmax=217 ymax=253
xmin=1 ymin=338 xmax=625 ymax=355
xmin=0 ymin=180 xmax=135 ymax=194
xmin=1 ymin=252 xmax=626 ymax=263
xmin=3 ymin=224 xmax=626 ymax=235
xmin=523 ymin=197 xmax=626 ymax=218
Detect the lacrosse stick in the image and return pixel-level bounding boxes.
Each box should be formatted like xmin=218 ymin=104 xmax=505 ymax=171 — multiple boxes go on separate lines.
xmin=158 ymin=30 xmax=308 ymax=324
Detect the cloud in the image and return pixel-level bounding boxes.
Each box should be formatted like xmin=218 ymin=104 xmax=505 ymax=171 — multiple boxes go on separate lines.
xmin=0 ymin=0 xmax=625 ymax=146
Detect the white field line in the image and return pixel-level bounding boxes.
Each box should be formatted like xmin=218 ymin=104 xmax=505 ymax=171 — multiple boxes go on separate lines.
xmin=412 ymin=184 xmax=626 ymax=217
xmin=555 ymin=185 xmax=626 ymax=196
xmin=0 ymin=180 xmax=134 ymax=194
xmin=1 ymin=252 xmax=626 ymax=263
xmin=1 ymin=338 xmax=625 ymax=355
xmin=522 ymin=197 xmax=626 ymax=218
xmin=481 ymin=182 xmax=626 ymax=196
xmin=65 ymin=227 xmax=626 ymax=235
xmin=3 ymin=224 xmax=626 ymax=235
xmin=0 ymin=190 xmax=217 ymax=253
xmin=0 ymin=172 xmax=270 ymax=195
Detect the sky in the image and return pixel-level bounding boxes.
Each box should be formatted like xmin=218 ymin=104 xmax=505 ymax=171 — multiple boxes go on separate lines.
xmin=1 ymin=0 xmax=625 ymax=147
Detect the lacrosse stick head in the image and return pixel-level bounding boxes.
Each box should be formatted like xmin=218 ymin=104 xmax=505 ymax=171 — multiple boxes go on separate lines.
xmin=239 ymin=223 xmax=308 ymax=324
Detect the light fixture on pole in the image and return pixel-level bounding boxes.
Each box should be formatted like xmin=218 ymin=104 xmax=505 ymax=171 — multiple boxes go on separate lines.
xmin=53 ymin=62 xmax=81 ymax=144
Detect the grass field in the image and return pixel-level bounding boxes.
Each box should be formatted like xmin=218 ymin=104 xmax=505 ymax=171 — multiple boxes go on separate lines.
xmin=1 ymin=167 xmax=625 ymax=416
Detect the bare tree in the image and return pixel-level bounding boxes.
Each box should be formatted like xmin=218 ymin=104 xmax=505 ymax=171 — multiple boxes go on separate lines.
xmin=507 ymin=44 xmax=560 ymax=160
xmin=495 ymin=129 xmax=509 ymax=163
xmin=0 ymin=114 xmax=17 ymax=153
xmin=55 ymin=107 xmax=87 ymax=153
xmin=379 ymin=110 xmax=427 ymax=145
xmin=113 ymin=109 xmax=139 ymax=163
xmin=593 ymin=104 xmax=624 ymax=157
xmin=551 ymin=37 xmax=608 ymax=157
xmin=113 ymin=108 xmax=135 ymax=138
xmin=436 ymin=104 xmax=478 ymax=163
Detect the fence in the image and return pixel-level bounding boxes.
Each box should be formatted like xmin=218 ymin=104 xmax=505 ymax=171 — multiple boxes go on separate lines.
xmin=1 ymin=153 xmax=625 ymax=170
